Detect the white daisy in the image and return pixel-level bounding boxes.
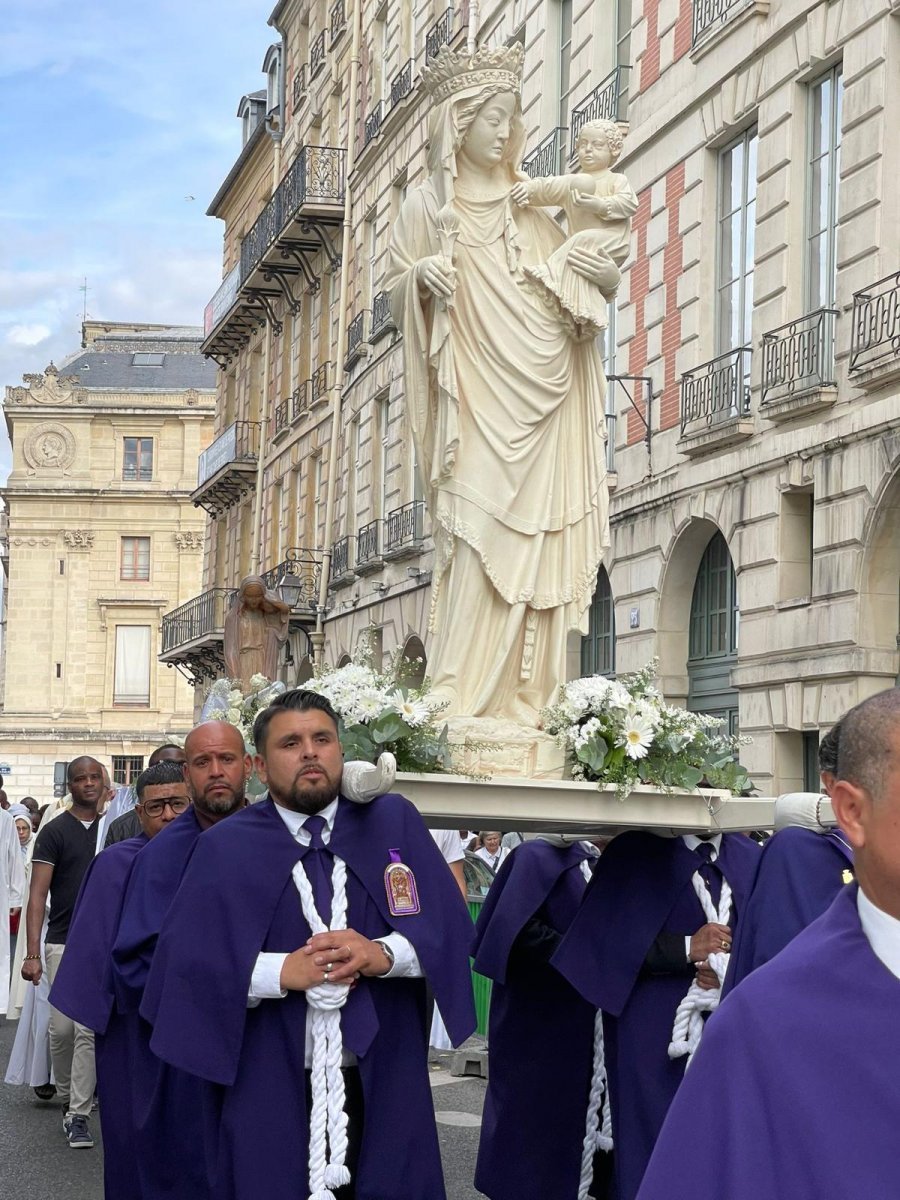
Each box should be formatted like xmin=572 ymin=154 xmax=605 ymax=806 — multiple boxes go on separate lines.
xmin=388 ymin=692 xmax=430 ymax=727
xmin=619 ymin=716 xmax=654 ymax=760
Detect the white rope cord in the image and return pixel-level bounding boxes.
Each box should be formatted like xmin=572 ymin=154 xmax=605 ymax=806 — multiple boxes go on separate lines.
xmin=291 ymin=856 xmax=353 ymax=1200
xmin=577 ymin=1009 xmax=613 ymax=1199
xmin=667 ymin=871 xmax=733 ymax=1066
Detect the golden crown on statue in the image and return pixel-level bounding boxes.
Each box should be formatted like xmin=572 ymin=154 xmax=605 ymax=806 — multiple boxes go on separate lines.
xmin=422 ymin=44 xmax=525 ymax=104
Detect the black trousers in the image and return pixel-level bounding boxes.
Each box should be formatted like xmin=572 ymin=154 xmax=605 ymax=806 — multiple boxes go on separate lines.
xmin=304 ymin=1066 xmax=364 ymax=1200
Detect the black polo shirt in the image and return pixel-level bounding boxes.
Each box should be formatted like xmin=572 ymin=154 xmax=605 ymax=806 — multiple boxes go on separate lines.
xmin=32 ymin=811 xmax=99 ymax=944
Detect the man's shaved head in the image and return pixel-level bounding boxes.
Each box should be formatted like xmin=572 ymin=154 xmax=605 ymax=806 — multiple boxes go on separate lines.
xmin=836 ymin=690 xmax=900 ymax=802
xmin=184 ymin=720 xmax=249 ymax=819
xmin=185 ymin=721 xmax=246 ymax=759
xmin=67 ymin=755 xmax=103 ymax=783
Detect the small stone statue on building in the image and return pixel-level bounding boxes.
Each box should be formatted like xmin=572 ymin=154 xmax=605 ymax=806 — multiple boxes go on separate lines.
xmin=223 ymin=576 xmax=291 ymax=692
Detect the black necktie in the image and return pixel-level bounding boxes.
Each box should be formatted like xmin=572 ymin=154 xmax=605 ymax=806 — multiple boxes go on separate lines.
xmin=696 ymin=841 xmax=722 ymax=908
xmin=302 ymin=815 xmax=334 ymax=920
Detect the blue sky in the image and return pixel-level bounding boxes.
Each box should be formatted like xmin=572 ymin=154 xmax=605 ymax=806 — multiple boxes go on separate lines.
xmin=0 ymin=0 xmax=276 ymax=477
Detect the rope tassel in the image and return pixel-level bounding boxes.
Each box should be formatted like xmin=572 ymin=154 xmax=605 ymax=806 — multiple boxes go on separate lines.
xmin=668 ymin=871 xmax=733 ymax=1066
xmin=577 ymin=1008 xmax=613 ymax=1200
xmin=292 ymin=857 xmax=353 ymax=1200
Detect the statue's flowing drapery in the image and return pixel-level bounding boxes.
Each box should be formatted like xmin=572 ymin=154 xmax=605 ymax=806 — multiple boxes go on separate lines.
xmin=386 ymin=176 xmax=611 ymax=724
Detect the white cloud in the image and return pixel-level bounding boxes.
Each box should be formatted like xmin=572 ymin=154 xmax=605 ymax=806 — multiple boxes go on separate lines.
xmin=7 ymin=323 xmax=51 ymax=347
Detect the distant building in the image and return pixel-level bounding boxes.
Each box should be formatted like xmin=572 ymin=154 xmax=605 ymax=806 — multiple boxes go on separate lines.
xmin=0 ymin=322 xmax=216 ymax=801
xmin=165 ymin=0 xmax=900 ymax=794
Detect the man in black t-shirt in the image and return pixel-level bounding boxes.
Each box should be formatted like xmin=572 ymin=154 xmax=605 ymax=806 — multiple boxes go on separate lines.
xmin=23 ymin=756 xmax=103 ymax=1149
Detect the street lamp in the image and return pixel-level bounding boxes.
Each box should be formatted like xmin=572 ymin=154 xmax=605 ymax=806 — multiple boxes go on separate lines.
xmin=276 ymin=569 xmax=302 ymax=610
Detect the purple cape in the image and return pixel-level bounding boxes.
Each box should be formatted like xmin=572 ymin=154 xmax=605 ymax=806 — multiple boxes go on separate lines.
xmin=49 ymin=834 xmax=148 ymax=1200
xmin=472 ymin=840 xmax=599 ymax=1200
xmin=636 ymin=884 xmax=898 ymax=1200
xmin=553 ymin=831 xmax=760 ymax=1200
xmin=110 ymin=806 xmax=213 ymax=1200
xmin=142 ymin=794 xmax=477 ymax=1200
xmin=723 ymin=826 xmax=854 ymax=996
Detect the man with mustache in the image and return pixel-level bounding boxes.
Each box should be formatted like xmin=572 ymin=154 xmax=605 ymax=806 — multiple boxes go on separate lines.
xmin=143 ymin=688 xmax=476 ymax=1200
xmin=111 ymin=720 xmax=251 ymax=1199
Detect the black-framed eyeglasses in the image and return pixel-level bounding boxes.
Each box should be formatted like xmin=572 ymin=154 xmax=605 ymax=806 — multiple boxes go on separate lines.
xmin=139 ymin=797 xmax=190 ymax=818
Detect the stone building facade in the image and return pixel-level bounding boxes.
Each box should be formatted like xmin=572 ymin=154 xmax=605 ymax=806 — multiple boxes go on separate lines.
xmin=0 ymin=323 xmax=215 ymax=801
xmin=169 ymin=0 xmax=900 ymax=794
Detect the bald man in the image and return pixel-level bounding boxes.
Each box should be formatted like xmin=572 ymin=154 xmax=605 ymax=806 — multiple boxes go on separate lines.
xmin=22 ymin=756 xmax=105 ymax=1147
xmin=111 ymin=722 xmax=251 ymax=1200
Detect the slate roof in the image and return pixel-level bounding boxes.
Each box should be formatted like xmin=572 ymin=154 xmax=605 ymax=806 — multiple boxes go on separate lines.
xmin=58 ymin=330 xmax=217 ymax=392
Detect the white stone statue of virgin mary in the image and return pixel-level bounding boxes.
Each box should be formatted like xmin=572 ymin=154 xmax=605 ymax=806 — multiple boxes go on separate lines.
xmin=385 ymin=45 xmax=618 ymax=732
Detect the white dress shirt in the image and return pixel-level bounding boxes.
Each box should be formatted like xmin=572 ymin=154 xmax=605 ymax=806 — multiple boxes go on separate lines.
xmin=857 ymin=888 xmax=900 ymax=981
xmin=681 ymin=834 xmax=724 ymax=962
xmin=474 ymin=845 xmax=509 ymax=873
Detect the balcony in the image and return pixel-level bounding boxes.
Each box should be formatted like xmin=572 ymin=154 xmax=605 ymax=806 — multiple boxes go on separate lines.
xmin=159 ymin=588 xmax=236 ymax=684
xmin=192 ymin=420 xmax=260 ymax=516
xmin=260 ymin=547 xmax=324 ymax=617
xmin=849 ymin=271 xmax=900 ymax=390
xmin=363 ymin=102 xmax=383 ymax=149
xmin=570 ymin=67 xmax=631 ymax=147
xmin=390 ymin=60 xmax=413 ymax=109
xmin=356 ymin=519 xmax=383 ymax=574
xmin=346 ymin=311 xmax=370 ymax=367
xmin=273 ymin=399 xmax=290 ymax=440
xmin=330 ymin=534 xmax=354 ymax=585
xmin=692 ymin=0 xmax=769 ymax=51
xmin=384 ymin=501 xmax=425 ymax=560
xmin=425 ymin=8 xmax=453 ymax=62
xmin=310 ymin=30 xmax=326 ymax=78
xmin=370 ymin=290 xmax=396 ymax=342
xmin=330 ymin=0 xmax=347 ymax=43
xmin=292 ymin=64 xmax=307 ymax=111
xmin=311 ymin=361 xmax=331 ymax=405
xmin=292 ymin=381 xmax=310 ymax=423
xmin=761 ymin=309 xmax=838 ymax=420
xmin=522 ymin=128 xmax=566 ymax=179
xmin=202 ymin=144 xmax=346 ymax=366
xmin=678 ymin=348 xmax=753 ymax=457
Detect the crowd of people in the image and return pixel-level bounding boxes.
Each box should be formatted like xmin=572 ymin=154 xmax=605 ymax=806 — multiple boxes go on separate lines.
xmin=0 ymin=684 xmax=897 ymax=1198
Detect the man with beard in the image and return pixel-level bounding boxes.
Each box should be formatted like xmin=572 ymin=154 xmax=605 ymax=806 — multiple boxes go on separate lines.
xmin=111 ymin=721 xmax=251 ymax=1199
xmin=143 ymin=689 xmax=476 ymax=1200
xmin=22 ymin=756 xmax=104 ymax=1147
xmin=48 ymin=760 xmax=189 ymax=1196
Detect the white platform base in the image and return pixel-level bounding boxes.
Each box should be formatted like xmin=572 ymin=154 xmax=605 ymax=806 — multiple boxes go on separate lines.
xmin=397 ymin=771 xmax=775 ymax=835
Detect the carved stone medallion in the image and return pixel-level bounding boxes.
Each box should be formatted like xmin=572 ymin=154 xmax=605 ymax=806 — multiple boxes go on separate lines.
xmin=23 ymin=423 xmax=76 ymax=471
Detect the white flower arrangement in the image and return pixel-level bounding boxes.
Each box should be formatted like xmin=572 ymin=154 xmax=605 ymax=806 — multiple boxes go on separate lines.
xmin=201 ymin=675 xmax=287 ymax=756
xmin=541 ymin=660 xmax=752 ymax=795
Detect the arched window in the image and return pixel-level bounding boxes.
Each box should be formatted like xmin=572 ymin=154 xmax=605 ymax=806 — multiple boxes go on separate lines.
xmin=688 ymin=532 xmax=739 ymax=733
xmin=337 ymin=654 xmax=352 ymax=669
xmin=296 ymin=656 xmax=315 ymax=684
xmin=399 ymin=635 xmax=427 ymax=689
xmin=581 ymin=566 xmax=615 ymax=676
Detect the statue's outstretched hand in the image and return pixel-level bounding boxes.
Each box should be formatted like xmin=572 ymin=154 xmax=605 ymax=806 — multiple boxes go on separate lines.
xmin=510 ymin=181 xmax=531 ymax=207
xmin=568 ymin=246 xmax=620 ymax=297
xmin=415 ymin=255 xmax=456 ymax=300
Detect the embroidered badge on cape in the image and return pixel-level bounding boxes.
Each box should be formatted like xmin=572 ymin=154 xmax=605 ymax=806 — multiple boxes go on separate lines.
xmin=385 ymin=849 xmax=420 ymax=916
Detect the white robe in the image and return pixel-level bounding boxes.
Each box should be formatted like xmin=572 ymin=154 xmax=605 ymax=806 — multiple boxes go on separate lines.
xmin=0 ymin=809 xmax=26 ymax=1015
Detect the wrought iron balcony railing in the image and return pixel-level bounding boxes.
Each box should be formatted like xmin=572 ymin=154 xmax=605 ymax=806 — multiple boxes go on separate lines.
xmin=330 ymin=534 xmax=352 ymax=579
xmin=370 ymin=290 xmax=396 ymax=341
xmin=197 ymin=420 xmax=260 ymax=488
xmin=680 ymin=347 xmax=752 ymax=435
xmin=425 ymin=8 xmax=453 ymax=62
xmin=385 ymin=501 xmax=424 ymax=554
xmin=260 ymin=547 xmax=323 ymax=613
xmin=364 ymin=102 xmax=383 ymax=148
xmin=390 ymin=59 xmax=413 ymax=109
xmin=330 ymin=0 xmax=347 ymax=43
xmin=273 ymin=399 xmax=289 ymax=436
xmin=570 ymin=67 xmax=631 ymax=146
xmin=292 ymin=64 xmax=307 ymax=110
xmin=310 ymin=30 xmax=326 ymax=77
xmin=762 ymin=309 xmax=838 ymax=403
xmin=357 ymin=519 xmax=382 ymax=568
xmin=693 ymin=0 xmax=755 ymax=46
xmin=239 ymin=145 xmax=345 ymax=284
xmin=292 ymin=381 xmax=310 ymax=422
xmin=311 ymin=362 xmax=331 ymax=404
xmin=346 ymin=311 xmax=368 ymax=363
xmin=522 ymin=128 xmax=566 ymax=179
xmin=849 ymin=271 xmax=900 ymax=375
xmin=161 ymin=588 xmax=235 ymax=656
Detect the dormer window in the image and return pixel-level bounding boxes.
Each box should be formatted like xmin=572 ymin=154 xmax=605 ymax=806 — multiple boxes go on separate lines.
xmin=263 ymin=43 xmax=282 ymax=117
xmin=237 ymin=93 xmax=267 ymax=145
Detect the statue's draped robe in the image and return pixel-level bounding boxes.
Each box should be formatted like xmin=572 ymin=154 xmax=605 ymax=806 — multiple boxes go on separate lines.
xmin=386 ymin=182 xmax=610 ymax=723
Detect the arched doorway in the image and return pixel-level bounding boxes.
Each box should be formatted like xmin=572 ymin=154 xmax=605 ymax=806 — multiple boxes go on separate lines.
xmin=581 ymin=566 xmax=615 ymax=676
xmin=296 ymin=656 xmax=315 ymax=684
xmin=687 ymin=531 xmax=739 ymax=733
xmin=399 ymin=635 xmax=427 ymax=689
xmin=337 ymin=653 xmax=352 ymax=668
xmin=859 ymin=467 xmax=900 ymax=676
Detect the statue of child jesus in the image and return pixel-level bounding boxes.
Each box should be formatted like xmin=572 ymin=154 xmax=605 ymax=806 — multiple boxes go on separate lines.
xmin=512 ymin=119 xmax=638 ymax=340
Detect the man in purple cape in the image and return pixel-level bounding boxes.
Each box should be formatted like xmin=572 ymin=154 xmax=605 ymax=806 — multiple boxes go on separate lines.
xmin=636 ymin=688 xmax=900 ymax=1200
xmin=142 ymin=689 xmax=476 ymax=1200
xmin=111 ymin=721 xmax=252 ymax=1200
xmin=553 ymin=830 xmax=760 ymax=1200
xmin=472 ymin=836 xmax=611 ymax=1200
xmin=49 ymin=761 xmax=190 ymax=1193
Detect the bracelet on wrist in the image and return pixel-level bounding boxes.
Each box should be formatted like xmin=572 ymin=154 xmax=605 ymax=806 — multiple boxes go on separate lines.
xmin=23 ymin=954 xmax=41 ymax=961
